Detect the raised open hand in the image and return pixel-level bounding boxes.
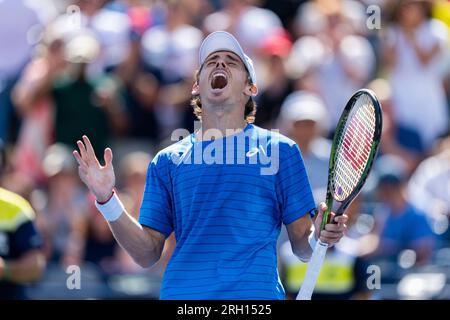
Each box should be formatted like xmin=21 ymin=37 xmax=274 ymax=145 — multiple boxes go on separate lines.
xmin=73 ymin=135 xmax=115 ymax=203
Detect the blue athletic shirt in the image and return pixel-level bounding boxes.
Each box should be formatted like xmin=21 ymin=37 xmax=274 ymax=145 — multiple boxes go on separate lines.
xmin=139 ymin=124 xmax=316 ymax=299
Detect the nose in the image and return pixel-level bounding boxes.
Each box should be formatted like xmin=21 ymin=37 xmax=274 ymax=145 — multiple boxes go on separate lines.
xmin=215 ymin=60 xmax=226 ymax=68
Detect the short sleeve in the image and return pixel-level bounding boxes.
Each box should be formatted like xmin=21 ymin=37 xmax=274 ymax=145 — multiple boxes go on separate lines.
xmin=12 ymin=220 xmax=43 ymax=255
xmin=138 ymin=153 xmax=173 ymax=238
xmin=277 ymin=143 xmax=316 ymax=225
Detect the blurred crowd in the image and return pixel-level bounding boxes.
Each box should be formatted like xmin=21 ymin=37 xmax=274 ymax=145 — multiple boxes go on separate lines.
xmin=0 ymin=0 xmax=450 ymax=299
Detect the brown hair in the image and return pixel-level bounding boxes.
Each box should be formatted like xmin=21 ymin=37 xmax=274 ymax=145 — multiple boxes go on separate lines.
xmin=190 ymin=69 xmax=257 ymax=123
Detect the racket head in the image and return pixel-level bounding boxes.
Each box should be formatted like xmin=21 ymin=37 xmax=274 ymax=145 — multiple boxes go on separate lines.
xmin=322 ymin=89 xmax=382 ymax=228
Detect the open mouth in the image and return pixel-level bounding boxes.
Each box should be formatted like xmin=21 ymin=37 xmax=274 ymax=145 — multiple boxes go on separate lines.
xmin=211 ymin=71 xmax=228 ymax=90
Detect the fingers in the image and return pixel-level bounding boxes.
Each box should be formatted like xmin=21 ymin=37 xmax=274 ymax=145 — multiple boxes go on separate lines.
xmin=324 ymin=214 xmax=347 ymax=229
xmin=104 ymin=148 xmax=113 ymax=166
xmin=318 ymin=202 xmax=327 ymax=213
xmin=76 ymin=140 xmax=88 ymax=161
xmin=319 ymin=230 xmax=344 ymax=244
xmin=82 ymin=135 xmax=99 ymax=164
xmin=73 ymin=150 xmax=87 ymax=168
xmin=75 ymin=135 xmax=100 ymax=166
xmin=324 ymin=222 xmax=346 ymax=233
xmin=334 ymin=214 xmax=348 ymax=226
xmin=317 ymin=209 xmax=349 ymax=245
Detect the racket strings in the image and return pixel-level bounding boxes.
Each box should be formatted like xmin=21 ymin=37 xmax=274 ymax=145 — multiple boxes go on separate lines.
xmin=333 ymin=95 xmax=376 ymax=201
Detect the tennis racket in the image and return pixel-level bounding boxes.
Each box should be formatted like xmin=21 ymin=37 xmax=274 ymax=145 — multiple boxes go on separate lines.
xmin=296 ymin=89 xmax=383 ymax=300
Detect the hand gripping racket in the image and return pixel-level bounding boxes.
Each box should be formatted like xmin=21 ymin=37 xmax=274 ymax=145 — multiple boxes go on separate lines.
xmin=296 ymin=89 xmax=383 ymax=300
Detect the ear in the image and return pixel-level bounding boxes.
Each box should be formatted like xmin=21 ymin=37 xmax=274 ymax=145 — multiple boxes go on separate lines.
xmin=191 ymin=82 xmax=200 ymax=95
xmin=243 ymin=83 xmax=258 ymax=97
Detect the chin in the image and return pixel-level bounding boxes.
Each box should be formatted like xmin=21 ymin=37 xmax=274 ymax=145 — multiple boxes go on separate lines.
xmin=205 ymin=89 xmax=231 ymax=103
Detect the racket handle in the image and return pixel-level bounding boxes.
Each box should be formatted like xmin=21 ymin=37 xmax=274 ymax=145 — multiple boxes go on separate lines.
xmin=320 ymin=197 xmax=333 ymax=230
xmin=296 ymin=240 xmax=329 ymax=300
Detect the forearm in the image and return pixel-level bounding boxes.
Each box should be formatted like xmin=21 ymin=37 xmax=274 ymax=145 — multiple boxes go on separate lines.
xmin=291 ymin=230 xmax=315 ymax=262
xmin=13 ymin=71 xmax=54 ymax=114
xmin=107 ymin=208 xmax=163 ymax=268
xmin=1 ymin=251 xmax=46 ymax=283
xmin=73 ymin=136 xmax=165 ymax=267
xmin=287 ymin=216 xmax=315 ymax=262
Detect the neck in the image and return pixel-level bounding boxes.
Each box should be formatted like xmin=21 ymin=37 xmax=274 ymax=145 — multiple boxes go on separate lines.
xmin=198 ymin=103 xmax=247 ymax=140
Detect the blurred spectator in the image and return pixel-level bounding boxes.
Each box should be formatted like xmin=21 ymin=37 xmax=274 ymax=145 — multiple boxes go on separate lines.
xmin=295 ymin=0 xmax=367 ymax=37
xmin=364 ymin=155 xmax=435 ymax=265
xmin=141 ymin=0 xmax=203 ymax=83
xmin=112 ymin=3 xmax=162 ymax=143
xmin=203 ymin=0 xmax=283 ymax=56
xmin=140 ymin=0 xmax=203 ymax=139
xmin=55 ymin=31 xmax=129 ymax=153
xmin=277 ymin=90 xmax=330 ymax=202
xmin=408 ymin=134 xmax=450 ymax=245
xmin=262 ymin=0 xmax=306 ymax=32
xmin=254 ymin=29 xmax=294 ymax=128
xmin=294 ymin=0 xmax=376 ymax=132
xmin=14 ymin=30 xmax=130 ymax=159
xmin=0 ymin=0 xmax=41 ymax=142
xmin=368 ymin=78 xmax=426 ymax=174
xmin=37 ymin=144 xmax=89 ymax=267
xmin=11 ymin=37 xmax=67 ymax=189
xmin=0 ymin=139 xmax=46 ymax=299
xmin=51 ymin=0 xmax=132 ymax=75
xmin=284 ymin=35 xmax=325 ymax=94
xmin=384 ymin=0 xmax=450 ymax=148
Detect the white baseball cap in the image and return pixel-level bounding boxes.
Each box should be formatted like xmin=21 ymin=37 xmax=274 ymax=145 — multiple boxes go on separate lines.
xmin=198 ymin=31 xmax=257 ymax=87
xmin=280 ymin=91 xmax=327 ymax=123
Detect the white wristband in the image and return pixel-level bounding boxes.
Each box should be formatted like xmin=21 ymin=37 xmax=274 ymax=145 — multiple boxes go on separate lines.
xmin=95 ymin=192 xmax=124 ymax=222
xmin=308 ymin=229 xmax=318 ymax=250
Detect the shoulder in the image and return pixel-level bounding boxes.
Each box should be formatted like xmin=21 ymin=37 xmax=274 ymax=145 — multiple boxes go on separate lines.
xmin=151 ymin=135 xmax=193 ymax=167
xmin=249 ymin=125 xmax=304 ymax=165
xmin=249 ymin=124 xmax=297 ymax=149
xmin=0 ymin=188 xmax=36 ymax=232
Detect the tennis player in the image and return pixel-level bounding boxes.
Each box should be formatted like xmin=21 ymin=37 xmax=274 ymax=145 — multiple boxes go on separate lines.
xmin=73 ymin=31 xmax=348 ymax=299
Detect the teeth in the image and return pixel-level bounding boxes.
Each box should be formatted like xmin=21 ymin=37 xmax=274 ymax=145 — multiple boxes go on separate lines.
xmin=213 ymin=71 xmax=227 ymax=78
xmin=211 ymin=70 xmax=228 ymax=90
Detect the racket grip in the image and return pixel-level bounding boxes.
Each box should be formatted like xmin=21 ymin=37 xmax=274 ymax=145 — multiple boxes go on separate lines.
xmin=296 ymin=240 xmax=329 ymax=300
